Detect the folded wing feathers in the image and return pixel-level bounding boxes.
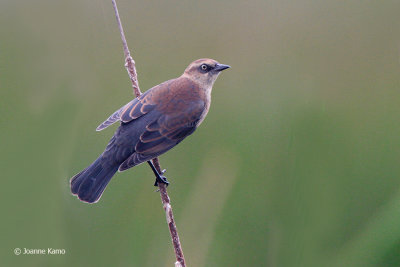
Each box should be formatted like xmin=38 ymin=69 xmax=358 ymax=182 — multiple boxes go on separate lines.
xmin=96 ymin=108 xmax=124 ymax=131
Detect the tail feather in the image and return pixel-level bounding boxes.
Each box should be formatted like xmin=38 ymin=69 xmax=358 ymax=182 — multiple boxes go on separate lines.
xmin=70 ymin=157 xmax=119 ymax=203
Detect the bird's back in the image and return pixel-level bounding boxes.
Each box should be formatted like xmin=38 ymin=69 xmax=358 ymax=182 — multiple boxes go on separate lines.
xmin=102 ymin=76 xmax=208 ymax=170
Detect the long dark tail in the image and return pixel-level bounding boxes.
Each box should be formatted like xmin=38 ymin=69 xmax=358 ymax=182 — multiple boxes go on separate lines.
xmin=70 ymin=156 xmax=119 ymax=203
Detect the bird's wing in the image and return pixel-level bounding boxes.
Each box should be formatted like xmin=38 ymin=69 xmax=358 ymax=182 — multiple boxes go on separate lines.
xmin=96 ymin=89 xmax=155 ymax=131
xmin=118 ymin=100 xmax=205 ymax=171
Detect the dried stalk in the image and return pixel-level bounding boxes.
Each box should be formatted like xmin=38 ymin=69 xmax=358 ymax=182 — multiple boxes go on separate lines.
xmin=111 ymin=1 xmax=186 ymax=266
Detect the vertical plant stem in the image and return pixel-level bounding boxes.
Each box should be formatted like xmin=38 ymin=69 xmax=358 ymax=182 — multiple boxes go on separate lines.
xmin=111 ymin=0 xmax=141 ymax=97
xmin=111 ymin=1 xmax=186 ymax=266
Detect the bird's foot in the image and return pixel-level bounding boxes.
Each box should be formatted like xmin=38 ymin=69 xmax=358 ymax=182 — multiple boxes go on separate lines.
xmin=154 ymin=175 xmax=169 ymax=187
xmin=147 ymin=161 xmax=169 ymax=187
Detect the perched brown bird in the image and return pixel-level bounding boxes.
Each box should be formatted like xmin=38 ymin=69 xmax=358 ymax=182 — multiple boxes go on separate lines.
xmin=70 ymin=58 xmax=230 ymax=203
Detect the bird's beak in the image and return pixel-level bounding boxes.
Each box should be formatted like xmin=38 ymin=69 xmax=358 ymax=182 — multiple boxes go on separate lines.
xmin=214 ymin=63 xmax=231 ymax=72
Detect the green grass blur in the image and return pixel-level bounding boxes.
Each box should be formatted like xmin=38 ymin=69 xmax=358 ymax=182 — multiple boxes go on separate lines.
xmin=1 ymin=1 xmax=400 ymax=266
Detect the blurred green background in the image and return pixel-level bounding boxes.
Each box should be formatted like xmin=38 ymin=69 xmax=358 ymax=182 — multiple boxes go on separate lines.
xmin=1 ymin=0 xmax=400 ymax=266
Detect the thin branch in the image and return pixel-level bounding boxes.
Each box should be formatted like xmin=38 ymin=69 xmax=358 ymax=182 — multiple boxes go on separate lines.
xmin=111 ymin=1 xmax=186 ymax=266
xmin=152 ymin=158 xmax=186 ymax=266
xmin=111 ymin=0 xmax=141 ymax=97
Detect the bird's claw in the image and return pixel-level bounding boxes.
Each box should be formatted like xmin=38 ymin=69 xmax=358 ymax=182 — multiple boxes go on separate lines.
xmin=154 ymin=175 xmax=169 ymax=187
xmin=147 ymin=161 xmax=169 ymax=187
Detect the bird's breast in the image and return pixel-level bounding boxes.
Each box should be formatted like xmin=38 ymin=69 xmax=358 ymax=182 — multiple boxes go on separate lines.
xmin=195 ymin=89 xmax=211 ymax=127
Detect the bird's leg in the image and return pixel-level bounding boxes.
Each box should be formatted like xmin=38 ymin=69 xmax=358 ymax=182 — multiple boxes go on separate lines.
xmin=147 ymin=161 xmax=169 ymax=186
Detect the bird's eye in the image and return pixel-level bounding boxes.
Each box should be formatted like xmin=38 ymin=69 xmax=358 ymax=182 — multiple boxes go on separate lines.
xmin=200 ymin=64 xmax=208 ymax=72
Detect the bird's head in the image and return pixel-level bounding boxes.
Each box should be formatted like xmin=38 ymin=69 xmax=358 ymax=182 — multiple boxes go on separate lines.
xmin=182 ymin=58 xmax=230 ymax=88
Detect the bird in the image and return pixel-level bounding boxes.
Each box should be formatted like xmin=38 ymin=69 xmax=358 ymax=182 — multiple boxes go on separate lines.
xmin=70 ymin=58 xmax=230 ymax=203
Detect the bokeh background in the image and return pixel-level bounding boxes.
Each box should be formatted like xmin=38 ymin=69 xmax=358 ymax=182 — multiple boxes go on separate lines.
xmin=1 ymin=0 xmax=400 ymax=266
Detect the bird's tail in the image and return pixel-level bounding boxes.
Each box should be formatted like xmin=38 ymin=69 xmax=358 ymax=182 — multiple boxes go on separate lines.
xmin=70 ymin=156 xmax=119 ymax=203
